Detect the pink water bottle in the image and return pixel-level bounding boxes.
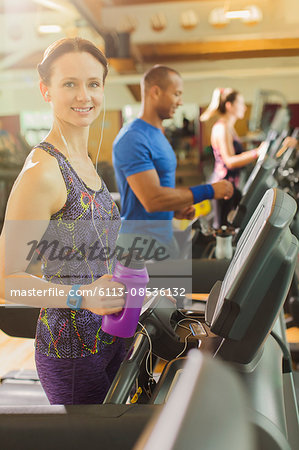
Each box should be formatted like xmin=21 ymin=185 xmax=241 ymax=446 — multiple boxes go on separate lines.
xmin=101 ymin=254 xmax=149 ymax=338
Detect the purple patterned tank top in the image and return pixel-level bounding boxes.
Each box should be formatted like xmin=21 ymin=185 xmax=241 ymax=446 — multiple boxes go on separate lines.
xmin=34 ymin=142 xmax=121 ymax=358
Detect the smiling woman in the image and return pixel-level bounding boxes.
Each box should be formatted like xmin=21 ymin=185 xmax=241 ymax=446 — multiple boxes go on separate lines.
xmin=40 ymin=51 xmax=104 ymax=131
xmin=0 ymin=37 xmax=127 ymax=405
xmin=38 ymin=38 xmax=107 ymax=140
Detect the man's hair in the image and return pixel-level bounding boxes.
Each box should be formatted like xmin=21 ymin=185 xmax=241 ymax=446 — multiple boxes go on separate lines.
xmin=141 ymin=65 xmax=181 ymax=92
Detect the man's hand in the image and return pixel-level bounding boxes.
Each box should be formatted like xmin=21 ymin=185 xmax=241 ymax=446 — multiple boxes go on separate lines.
xmin=174 ymin=205 xmax=196 ymax=220
xmin=211 ymin=180 xmax=234 ymax=200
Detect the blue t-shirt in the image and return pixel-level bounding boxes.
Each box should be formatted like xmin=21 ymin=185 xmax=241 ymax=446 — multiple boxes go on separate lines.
xmin=113 ymin=118 xmax=177 ymax=241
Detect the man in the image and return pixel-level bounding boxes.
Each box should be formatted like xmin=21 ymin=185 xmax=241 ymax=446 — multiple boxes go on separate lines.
xmin=113 ymin=65 xmax=233 ymax=259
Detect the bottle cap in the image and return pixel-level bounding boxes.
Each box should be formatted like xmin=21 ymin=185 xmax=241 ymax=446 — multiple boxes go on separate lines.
xmin=215 ymin=225 xmax=233 ymax=238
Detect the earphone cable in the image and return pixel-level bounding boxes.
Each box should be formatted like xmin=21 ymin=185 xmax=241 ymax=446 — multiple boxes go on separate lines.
xmin=57 ymin=96 xmax=111 ymax=275
xmin=138 ymin=321 xmax=153 ymax=379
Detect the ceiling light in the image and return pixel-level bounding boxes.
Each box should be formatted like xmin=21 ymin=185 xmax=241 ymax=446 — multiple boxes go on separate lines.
xmin=241 ymin=6 xmax=263 ymax=25
xmin=151 ymin=13 xmax=167 ymax=32
xmin=209 ymin=5 xmax=262 ymax=27
xmin=38 ymin=25 xmax=62 ymax=34
xmin=33 ymin=0 xmax=78 ymax=17
xmin=33 ymin=0 xmax=68 ymax=13
xmin=180 ymin=10 xmax=199 ymax=31
xmin=208 ymin=8 xmax=229 ymax=28
xmin=225 ymin=10 xmax=251 ymax=20
xmin=118 ymin=15 xmax=138 ymax=34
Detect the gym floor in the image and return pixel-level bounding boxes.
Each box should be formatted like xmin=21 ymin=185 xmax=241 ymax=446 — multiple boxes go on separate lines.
xmin=0 ymin=330 xmax=35 ymax=379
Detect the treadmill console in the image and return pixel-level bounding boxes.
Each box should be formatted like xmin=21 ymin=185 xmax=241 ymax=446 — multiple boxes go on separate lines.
xmin=207 ymin=188 xmax=298 ymax=363
xmin=230 ymin=157 xmax=278 ymax=236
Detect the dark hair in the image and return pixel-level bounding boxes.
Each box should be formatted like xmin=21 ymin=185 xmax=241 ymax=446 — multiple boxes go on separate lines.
xmin=218 ymin=90 xmax=239 ymax=114
xmin=141 ymin=65 xmax=181 ymax=92
xmin=37 ymin=37 xmax=108 ymax=85
xmin=200 ymin=88 xmax=240 ymax=122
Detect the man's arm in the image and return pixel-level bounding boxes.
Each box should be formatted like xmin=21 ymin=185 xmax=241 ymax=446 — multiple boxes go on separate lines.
xmin=127 ymin=169 xmax=233 ymax=213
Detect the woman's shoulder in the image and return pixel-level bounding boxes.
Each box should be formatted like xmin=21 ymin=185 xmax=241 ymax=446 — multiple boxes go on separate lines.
xmin=212 ymin=120 xmax=227 ymax=131
xmin=14 ymin=147 xmax=65 ymax=196
xmin=30 ymin=144 xmax=60 ymax=163
xmin=5 ymin=147 xmax=67 ymax=221
xmin=211 ymin=120 xmax=228 ymax=139
xmin=27 ymin=146 xmax=61 ymax=175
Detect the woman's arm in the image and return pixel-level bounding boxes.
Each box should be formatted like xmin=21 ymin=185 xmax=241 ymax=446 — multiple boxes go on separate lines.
xmin=0 ymin=149 xmax=124 ymax=314
xmin=212 ymin=123 xmax=260 ymax=170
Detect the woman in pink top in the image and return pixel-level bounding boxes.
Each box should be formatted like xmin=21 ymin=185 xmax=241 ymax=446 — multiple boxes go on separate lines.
xmin=200 ymin=88 xmax=266 ymax=228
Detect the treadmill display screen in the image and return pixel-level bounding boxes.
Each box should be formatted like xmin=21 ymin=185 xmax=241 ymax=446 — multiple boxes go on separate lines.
xmin=211 ymin=189 xmax=274 ymax=325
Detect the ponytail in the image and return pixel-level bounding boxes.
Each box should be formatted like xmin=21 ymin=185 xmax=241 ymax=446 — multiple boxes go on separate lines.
xmin=200 ymin=87 xmax=238 ymax=122
xmin=200 ymin=88 xmax=222 ymax=122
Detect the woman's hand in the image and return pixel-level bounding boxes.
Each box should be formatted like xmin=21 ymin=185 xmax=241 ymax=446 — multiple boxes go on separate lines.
xmin=276 ymin=136 xmax=298 ymax=158
xmin=86 ymin=274 xmax=125 ymax=315
xmin=282 ymin=136 xmax=298 ymax=149
xmin=257 ymin=141 xmax=268 ymax=157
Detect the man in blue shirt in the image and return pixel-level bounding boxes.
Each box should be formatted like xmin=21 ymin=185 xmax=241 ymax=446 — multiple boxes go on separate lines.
xmin=113 ymin=65 xmax=233 ymax=259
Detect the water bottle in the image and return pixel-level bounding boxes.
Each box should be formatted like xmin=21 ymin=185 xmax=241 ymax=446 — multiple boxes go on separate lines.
xmin=215 ymin=226 xmax=233 ymax=260
xmin=101 ymin=254 xmax=149 ymax=338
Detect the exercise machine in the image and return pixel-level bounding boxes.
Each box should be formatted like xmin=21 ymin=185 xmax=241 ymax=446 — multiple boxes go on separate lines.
xmin=134 ymin=188 xmax=299 ymax=449
xmin=0 ymin=188 xmax=297 ymax=450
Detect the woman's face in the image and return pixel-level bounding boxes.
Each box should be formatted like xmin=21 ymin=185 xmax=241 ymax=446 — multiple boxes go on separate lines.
xmin=44 ymin=51 xmax=105 ymax=128
xmin=229 ymin=94 xmax=247 ymax=120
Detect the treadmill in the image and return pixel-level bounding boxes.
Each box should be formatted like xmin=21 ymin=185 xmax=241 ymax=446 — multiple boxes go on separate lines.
xmin=231 ymin=127 xmax=299 ymax=241
xmin=134 ymin=350 xmax=256 ymax=450
xmin=193 ymin=128 xmax=297 ymax=260
xmin=135 ymin=188 xmax=299 ymax=449
xmin=0 ymin=188 xmax=297 ymax=450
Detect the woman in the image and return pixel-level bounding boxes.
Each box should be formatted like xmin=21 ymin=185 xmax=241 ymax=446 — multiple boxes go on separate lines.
xmin=200 ymin=88 xmax=266 ymax=228
xmin=0 ymin=37 xmax=126 ymax=404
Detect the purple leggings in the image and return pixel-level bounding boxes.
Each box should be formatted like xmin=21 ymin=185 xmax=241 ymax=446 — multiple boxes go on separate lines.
xmin=35 ymin=339 xmax=126 ymax=405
